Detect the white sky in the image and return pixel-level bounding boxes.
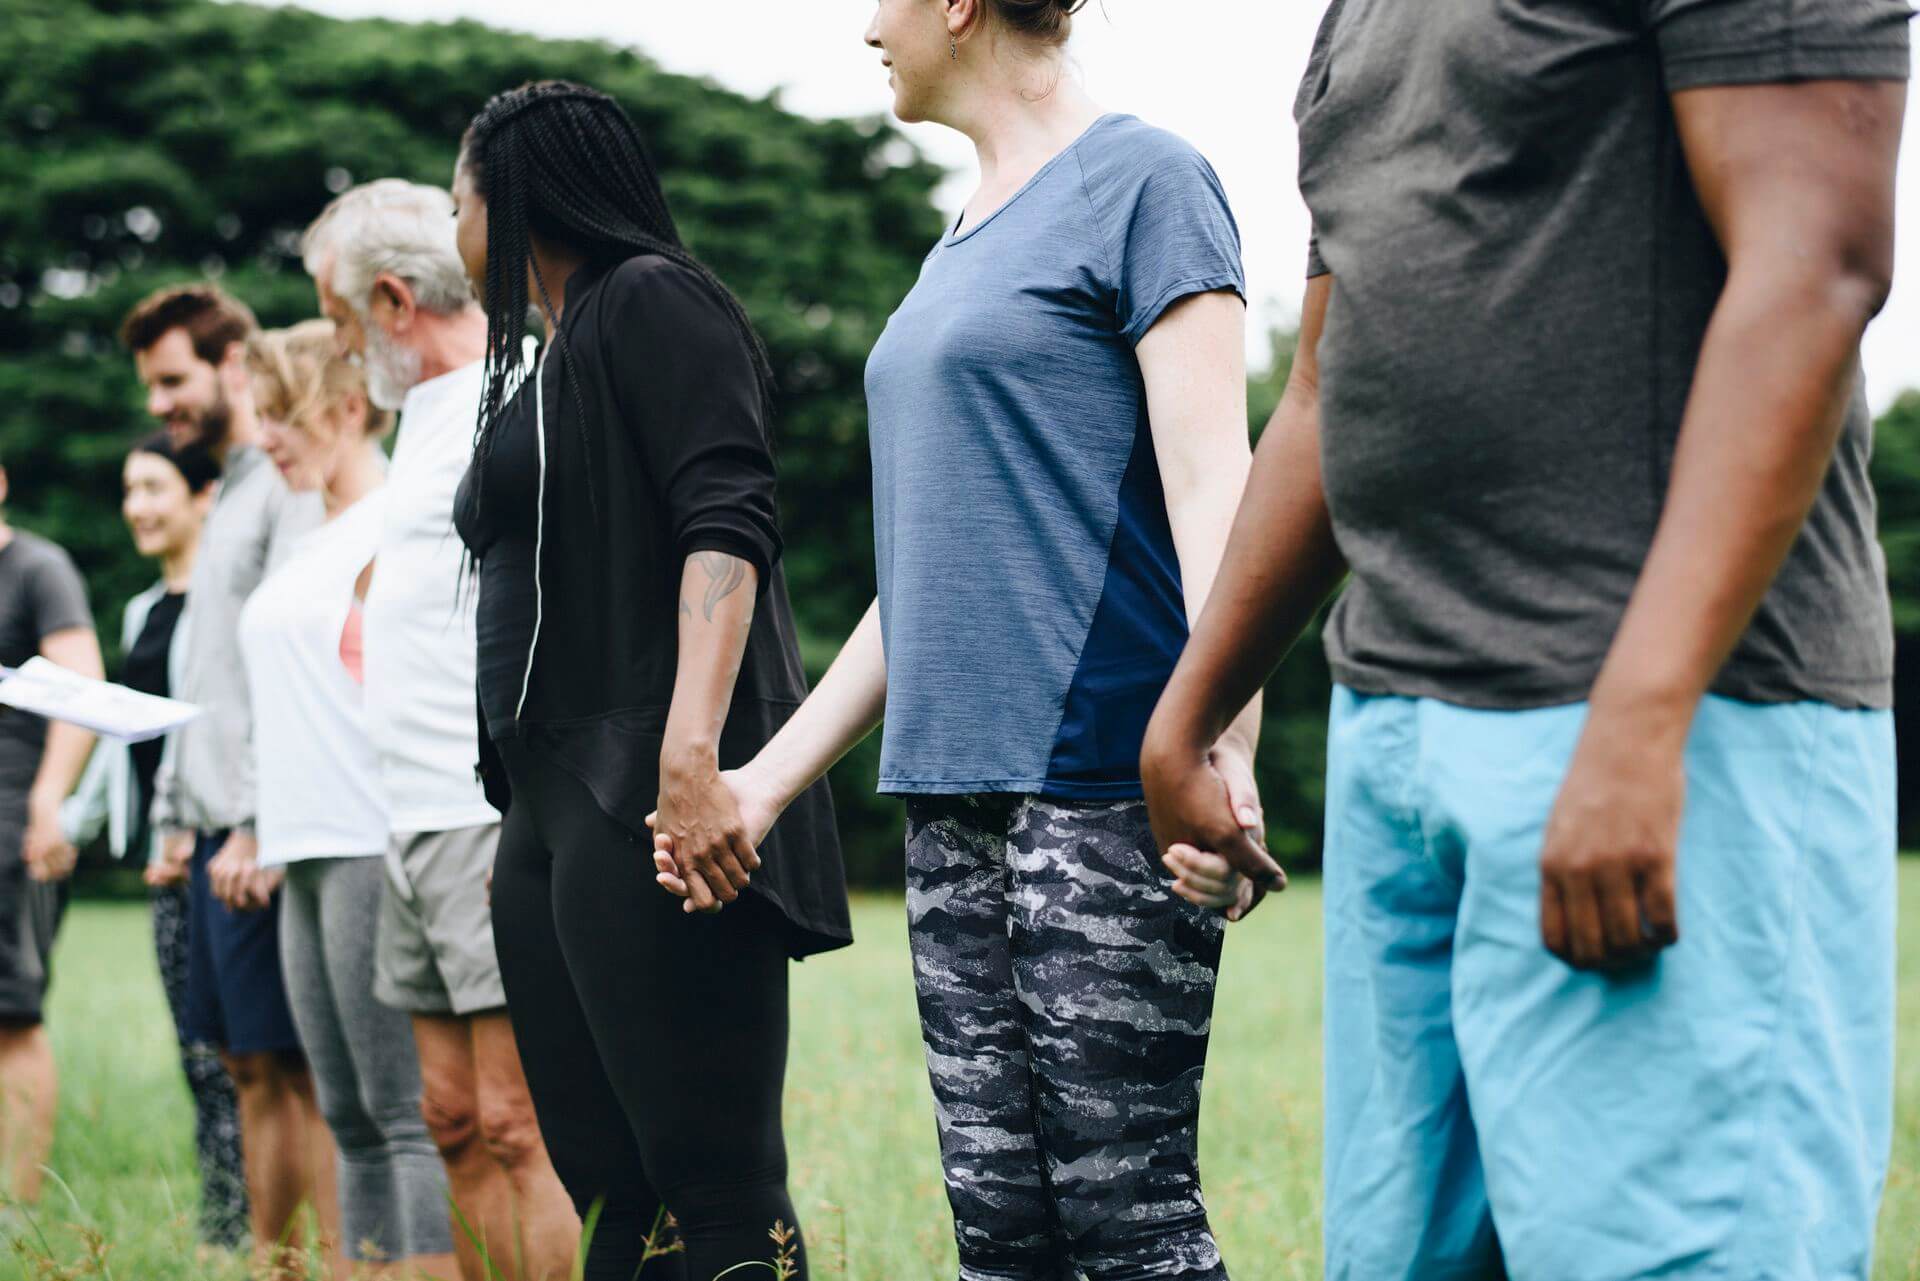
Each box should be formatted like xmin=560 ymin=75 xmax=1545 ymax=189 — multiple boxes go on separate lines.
xmin=280 ymin=0 xmax=1918 ymax=407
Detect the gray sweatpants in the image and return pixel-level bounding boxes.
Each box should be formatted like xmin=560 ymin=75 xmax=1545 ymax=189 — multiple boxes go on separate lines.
xmin=279 ymin=856 xmax=451 ymax=1262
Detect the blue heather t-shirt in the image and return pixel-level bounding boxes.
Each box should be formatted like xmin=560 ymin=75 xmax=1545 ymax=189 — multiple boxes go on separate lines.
xmin=865 ymin=113 xmax=1244 ymax=798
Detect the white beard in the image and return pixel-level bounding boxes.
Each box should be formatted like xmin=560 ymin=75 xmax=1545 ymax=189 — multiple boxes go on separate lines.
xmin=365 ymin=324 xmax=423 ymax=412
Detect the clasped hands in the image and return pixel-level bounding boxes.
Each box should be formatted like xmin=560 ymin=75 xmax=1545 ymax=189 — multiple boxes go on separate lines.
xmin=648 ymin=750 xmax=778 ymax=915
xmin=1141 ymin=736 xmax=1280 ymax=922
xmin=647 ymin=740 xmax=1281 ymax=923
xmin=22 ymin=786 xmax=77 ymax=883
xmin=207 ymin=828 xmax=282 ymax=912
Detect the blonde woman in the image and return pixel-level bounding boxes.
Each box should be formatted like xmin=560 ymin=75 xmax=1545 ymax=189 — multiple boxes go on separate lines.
xmin=240 ymin=320 xmax=454 ymax=1278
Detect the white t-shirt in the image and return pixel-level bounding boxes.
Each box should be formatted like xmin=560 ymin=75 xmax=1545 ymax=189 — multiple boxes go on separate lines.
xmin=240 ymin=489 xmax=391 ymax=867
xmin=363 ymin=361 xmax=495 ymax=833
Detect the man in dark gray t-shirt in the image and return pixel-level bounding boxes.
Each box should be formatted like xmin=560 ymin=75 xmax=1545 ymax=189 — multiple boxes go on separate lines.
xmin=1140 ymin=2 xmax=1912 ymax=1277
xmin=0 ymin=461 xmax=100 ymax=1205
xmin=1298 ymin=0 xmax=1907 ymax=711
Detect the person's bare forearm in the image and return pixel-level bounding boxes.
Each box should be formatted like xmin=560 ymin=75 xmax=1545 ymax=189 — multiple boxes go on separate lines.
xmin=749 ymin=600 xmax=887 ymax=808
xmin=1167 ymin=488 xmax=1265 ymax=761
xmin=30 ymin=628 xmax=103 ymax=807
xmin=1145 ymin=290 xmax=1266 ymax=761
xmin=1587 ymin=271 xmax=1886 ymax=744
xmin=1151 ymin=398 xmax=1343 ymax=761
xmin=664 ymin=552 xmax=760 ymax=767
xmin=1145 ymin=279 xmax=1346 ymax=764
xmin=32 ymin=722 xmax=95 ymax=808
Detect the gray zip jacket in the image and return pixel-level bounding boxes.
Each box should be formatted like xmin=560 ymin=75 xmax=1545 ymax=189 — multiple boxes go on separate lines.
xmin=152 ymin=444 xmax=323 ymax=834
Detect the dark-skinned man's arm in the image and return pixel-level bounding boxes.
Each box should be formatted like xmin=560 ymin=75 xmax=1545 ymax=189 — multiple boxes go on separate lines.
xmin=1141 ymin=274 xmax=1347 ymax=899
xmin=1539 ymin=77 xmax=1906 ymax=972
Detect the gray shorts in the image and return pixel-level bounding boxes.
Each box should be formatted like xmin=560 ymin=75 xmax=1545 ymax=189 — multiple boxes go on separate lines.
xmin=373 ymin=823 xmax=506 ymax=1017
xmin=0 ymin=809 xmax=64 ymax=1025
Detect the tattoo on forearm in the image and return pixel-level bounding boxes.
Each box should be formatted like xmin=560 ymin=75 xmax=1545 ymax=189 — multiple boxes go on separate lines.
xmin=691 ymin=551 xmax=749 ymax=622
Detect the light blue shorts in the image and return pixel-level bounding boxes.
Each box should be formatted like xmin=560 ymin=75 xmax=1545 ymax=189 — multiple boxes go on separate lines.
xmin=1323 ymin=687 xmax=1897 ymax=1281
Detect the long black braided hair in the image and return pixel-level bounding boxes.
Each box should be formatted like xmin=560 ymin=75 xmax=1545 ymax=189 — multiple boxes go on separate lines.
xmin=459 ymin=80 xmax=775 ymax=528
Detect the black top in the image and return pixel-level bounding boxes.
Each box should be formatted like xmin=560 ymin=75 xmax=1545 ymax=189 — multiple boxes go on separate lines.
xmin=454 ymin=253 xmax=851 ymax=959
xmin=123 ymin=590 xmax=186 ymax=852
xmin=457 ymin=377 xmax=540 ymax=741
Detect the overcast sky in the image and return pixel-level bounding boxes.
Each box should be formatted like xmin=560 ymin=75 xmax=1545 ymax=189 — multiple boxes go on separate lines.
xmin=278 ymin=0 xmax=1917 ymax=408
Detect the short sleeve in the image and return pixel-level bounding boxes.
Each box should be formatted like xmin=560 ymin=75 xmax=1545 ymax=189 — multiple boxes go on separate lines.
xmin=602 ymin=257 xmax=783 ymax=586
xmin=1085 ymin=129 xmax=1247 ymax=345
xmin=26 ymin=543 xmax=92 ymax=642
xmin=1307 ymin=228 xmax=1330 ymax=280
xmin=1647 ymin=0 xmax=1911 ymax=91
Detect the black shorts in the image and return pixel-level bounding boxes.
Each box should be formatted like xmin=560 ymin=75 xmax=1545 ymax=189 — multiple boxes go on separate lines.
xmin=182 ymin=830 xmax=302 ymax=1055
xmin=0 ymin=808 xmax=67 ymax=1025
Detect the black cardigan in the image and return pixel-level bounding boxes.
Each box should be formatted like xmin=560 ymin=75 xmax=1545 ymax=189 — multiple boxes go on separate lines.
xmin=460 ymin=253 xmax=851 ymax=959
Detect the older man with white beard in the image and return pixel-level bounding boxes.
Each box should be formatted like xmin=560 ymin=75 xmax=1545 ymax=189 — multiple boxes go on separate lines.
xmin=302 ymin=180 xmax=576 ymax=1281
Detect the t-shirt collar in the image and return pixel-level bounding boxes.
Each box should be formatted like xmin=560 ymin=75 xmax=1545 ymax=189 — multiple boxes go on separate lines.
xmin=399 ymin=358 xmax=485 ymax=425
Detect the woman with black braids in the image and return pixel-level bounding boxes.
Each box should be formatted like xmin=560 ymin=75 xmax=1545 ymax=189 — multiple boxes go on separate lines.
xmin=448 ymin=80 xmax=849 ymax=1281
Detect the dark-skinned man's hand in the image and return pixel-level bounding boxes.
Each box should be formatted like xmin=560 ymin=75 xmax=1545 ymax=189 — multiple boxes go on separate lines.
xmin=1538 ymin=709 xmax=1683 ymax=971
xmin=1141 ymin=734 xmax=1285 ymax=903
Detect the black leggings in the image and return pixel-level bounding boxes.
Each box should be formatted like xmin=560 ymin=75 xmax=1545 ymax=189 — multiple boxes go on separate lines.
xmin=491 ymin=737 xmax=805 ymax=1281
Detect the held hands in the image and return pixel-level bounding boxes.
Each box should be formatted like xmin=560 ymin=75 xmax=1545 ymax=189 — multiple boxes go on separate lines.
xmin=1141 ymin=736 xmax=1283 ymax=922
xmin=1538 ymin=710 xmax=1683 ymax=971
xmin=208 ymin=828 xmax=280 ymax=912
xmin=22 ymin=787 xmax=77 ymax=883
xmin=647 ymin=749 xmax=768 ymax=915
xmin=143 ymin=830 xmax=195 ymax=889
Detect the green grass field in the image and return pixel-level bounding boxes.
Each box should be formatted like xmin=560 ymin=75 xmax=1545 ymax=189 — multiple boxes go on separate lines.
xmin=8 ymin=863 xmax=1920 ymax=1280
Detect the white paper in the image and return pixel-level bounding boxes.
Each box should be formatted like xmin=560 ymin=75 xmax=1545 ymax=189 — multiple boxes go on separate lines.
xmin=0 ymin=657 xmax=201 ymax=743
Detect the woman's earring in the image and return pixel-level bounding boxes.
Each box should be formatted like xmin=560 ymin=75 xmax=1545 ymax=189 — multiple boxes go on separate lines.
xmin=950 ymin=36 xmax=959 ymax=60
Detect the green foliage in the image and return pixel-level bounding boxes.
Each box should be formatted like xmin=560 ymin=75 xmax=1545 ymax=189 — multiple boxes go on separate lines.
xmin=1876 ymin=391 xmax=1920 ymax=633
xmin=0 ymin=0 xmax=946 ymax=882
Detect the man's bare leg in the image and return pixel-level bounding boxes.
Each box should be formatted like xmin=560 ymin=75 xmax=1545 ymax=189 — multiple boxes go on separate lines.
xmin=0 ymin=1022 xmax=56 ymax=1204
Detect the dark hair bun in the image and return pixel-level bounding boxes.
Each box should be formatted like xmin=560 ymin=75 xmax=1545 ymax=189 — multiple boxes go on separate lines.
xmin=991 ymin=0 xmax=1086 ymax=40
xmin=130 ymin=431 xmax=222 ymax=495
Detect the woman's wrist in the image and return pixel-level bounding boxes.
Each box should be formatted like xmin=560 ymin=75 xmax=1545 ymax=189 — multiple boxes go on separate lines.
xmin=660 ymin=733 xmax=720 ymax=780
xmin=735 ymin=751 xmax=799 ymax=816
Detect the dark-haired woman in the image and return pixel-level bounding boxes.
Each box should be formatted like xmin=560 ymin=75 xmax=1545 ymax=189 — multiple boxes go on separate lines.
xmin=61 ymin=434 xmax=250 ymax=1250
xmin=653 ymin=2 xmax=1258 ymax=1277
xmin=449 ymin=80 xmax=850 ymax=1281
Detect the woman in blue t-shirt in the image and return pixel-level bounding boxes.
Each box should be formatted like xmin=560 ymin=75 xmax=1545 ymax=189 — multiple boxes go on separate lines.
xmin=655 ymin=1 xmax=1264 ymax=1275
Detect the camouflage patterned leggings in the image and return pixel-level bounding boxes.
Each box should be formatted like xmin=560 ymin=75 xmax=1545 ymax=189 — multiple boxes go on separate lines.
xmin=905 ymin=795 xmax=1230 ymax=1281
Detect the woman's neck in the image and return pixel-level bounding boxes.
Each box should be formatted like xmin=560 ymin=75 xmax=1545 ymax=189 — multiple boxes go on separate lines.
xmin=323 ymin=441 xmax=384 ymax=519
xmin=159 ymin=530 xmax=198 ymax=592
xmin=946 ymin=67 xmax=1104 ymax=225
